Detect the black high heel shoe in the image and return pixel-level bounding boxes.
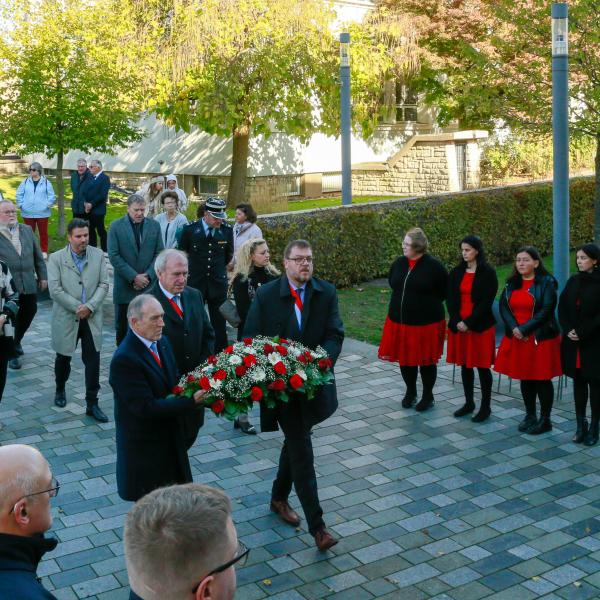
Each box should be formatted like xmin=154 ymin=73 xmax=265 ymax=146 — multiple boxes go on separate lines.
xmin=234 ymin=417 xmax=257 ymax=435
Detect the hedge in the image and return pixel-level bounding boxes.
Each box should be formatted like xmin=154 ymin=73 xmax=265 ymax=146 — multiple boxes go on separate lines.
xmin=258 ymin=177 xmax=595 ymax=288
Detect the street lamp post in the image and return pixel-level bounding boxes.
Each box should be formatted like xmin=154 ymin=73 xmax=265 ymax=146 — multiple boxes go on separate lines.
xmin=340 ymin=32 xmax=352 ymax=205
xmin=552 ymin=2 xmax=569 ymax=290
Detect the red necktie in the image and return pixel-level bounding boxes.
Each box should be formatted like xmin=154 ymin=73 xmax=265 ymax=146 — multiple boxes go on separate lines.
xmin=149 ymin=343 xmax=162 ymax=368
xmin=290 ymin=286 xmax=303 ymax=311
xmin=168 ymin=296 xmax=183 ymax=318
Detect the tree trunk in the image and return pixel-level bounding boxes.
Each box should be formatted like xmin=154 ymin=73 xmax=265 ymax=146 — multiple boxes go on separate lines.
xmin=56 ymin=150 xmax=66 ymax=237
xmin=595 ymin=134 xmax=600 ymax=244
xmin=227 ymin=123 xmax=250 ymax=207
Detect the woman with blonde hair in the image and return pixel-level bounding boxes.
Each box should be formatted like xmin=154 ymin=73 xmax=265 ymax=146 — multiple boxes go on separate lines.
xmin=231 ymin=238 xmax=280 ymax=434
xmin=379 ymin=227 xmax=448 ymax=412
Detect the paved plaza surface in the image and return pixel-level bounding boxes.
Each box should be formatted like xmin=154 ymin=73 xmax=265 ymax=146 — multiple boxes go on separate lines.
xmin=3 ymin=299 xmax=600 ymax=600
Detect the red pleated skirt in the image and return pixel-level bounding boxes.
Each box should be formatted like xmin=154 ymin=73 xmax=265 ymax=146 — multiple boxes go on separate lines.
xmin=447 ymin=326 xmax=496 ymax=369
xmin=379 ymin=318 xmax=446 ymax=366
xmin=494 ymin=335 xmax=562 ymax=380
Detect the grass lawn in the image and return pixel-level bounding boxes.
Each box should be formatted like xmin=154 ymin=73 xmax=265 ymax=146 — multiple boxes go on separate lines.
xmin=287 ymin=195 xmax=405 ymax=211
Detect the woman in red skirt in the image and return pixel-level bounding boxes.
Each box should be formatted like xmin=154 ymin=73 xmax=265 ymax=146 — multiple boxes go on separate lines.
xmin=495 ymin=246 xmax=561 ymax=435
xmin=379 ymin=227 xmax=448 ymax=412
xmin=447 ymin=236 xmax=497 ymax=422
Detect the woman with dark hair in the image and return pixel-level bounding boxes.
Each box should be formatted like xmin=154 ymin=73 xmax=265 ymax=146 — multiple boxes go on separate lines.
xmin=447 ymin=236 xmax=498 ymax=422
xmin=233 ymin=203 xmax=262 ymax=256
xmin=558 ymin=243 xmax=600 ymax=445
xmin=495 ymin=246 xmax=561 ymax=434
xmin=231 ymin=238 xmax=280 ymax=434
xmin=379 ymin=227 xmax=448 ymax=412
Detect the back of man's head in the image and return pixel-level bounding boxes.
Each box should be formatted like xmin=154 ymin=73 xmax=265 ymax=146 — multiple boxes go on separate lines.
xmin=125 ymin=484 xmax=236 ymax=600
xmin=0 ymin=445 xmax=53 ymax=536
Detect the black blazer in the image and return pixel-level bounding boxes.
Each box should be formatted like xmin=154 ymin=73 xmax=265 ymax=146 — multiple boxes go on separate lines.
xmin=243 ymin=275 xmax=344 ymax=432
xmin=81 ymin=172 xmax=110 ymax=216
xmin=558 ymin=269 xmax=600 ymax=380
xmin=109 ymin=330 xmax=196 ymax=501
xmin=499 ymin=274 xmax=560 ymax=342
xmin=70 ymin=169 xmax=91 ymax=215
xmin=447 ymin=263 xmax=498 ymax=333
xmin=387 ymin=254 xmax=448 ymax=325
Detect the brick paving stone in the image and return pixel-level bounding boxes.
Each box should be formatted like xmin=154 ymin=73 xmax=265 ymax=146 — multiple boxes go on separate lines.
xmin=3 ymin=303 xmax=600 ymax=598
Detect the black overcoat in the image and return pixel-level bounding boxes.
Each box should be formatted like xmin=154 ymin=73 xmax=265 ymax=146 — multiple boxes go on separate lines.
xmin=447 ymin=262 xmax=498 ymax=333
xmin=149 ymin=281 xmax=215 ymax=446
xmin=558 ymin=269 xmax=600 ymax=380
xmin=110 ymin=330 xmax=196 ymax=501
xmin=243 ymin=275 xmax=344 ymax=432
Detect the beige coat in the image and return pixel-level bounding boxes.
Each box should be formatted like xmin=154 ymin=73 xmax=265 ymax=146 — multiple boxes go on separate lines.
xmin=48 ymin=245 xmax=109 ymax=356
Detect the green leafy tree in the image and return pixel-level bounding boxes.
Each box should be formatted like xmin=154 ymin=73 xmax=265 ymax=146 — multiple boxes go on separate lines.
xmin=388 ymin=0 xmax=600 ymax=242
xmin=0 ymin=0 xmax=144 ymax=235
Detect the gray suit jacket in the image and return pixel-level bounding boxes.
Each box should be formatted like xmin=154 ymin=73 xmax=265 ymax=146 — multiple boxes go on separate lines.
xmin=0 ymin=223 xmax=47 ymax=294
xmin=108 ymin=215 xmax=163 ymax=305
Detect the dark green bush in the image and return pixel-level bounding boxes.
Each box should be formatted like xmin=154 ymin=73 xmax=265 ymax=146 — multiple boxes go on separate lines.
xmin=258 ymin=178 xmax=594 ymax=287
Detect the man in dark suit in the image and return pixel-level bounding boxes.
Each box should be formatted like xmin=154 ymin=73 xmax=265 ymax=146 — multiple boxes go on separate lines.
xmin=244 ymin=239 xmax=344 ymax=551
xmin=179 ymin=197 xmax=233 ymax=352
xmin=108 ymin=194 xmax=163 ymax=345
xmin=81 ymin=158 xmax=110 ymax=251
xmin=109 ymin=294 xmax=208 ymax=502
xmin=150 ymin=248 xmax=215 ymax=448
xmin=70 ymin=158 xmax=91 ymax=219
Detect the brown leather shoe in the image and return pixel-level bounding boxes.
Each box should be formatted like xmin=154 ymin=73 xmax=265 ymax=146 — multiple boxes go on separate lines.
xmin=314 ymin=527 xmax=338 ymax=551
xmin=270 ymin=499 xmax=301 ymax=527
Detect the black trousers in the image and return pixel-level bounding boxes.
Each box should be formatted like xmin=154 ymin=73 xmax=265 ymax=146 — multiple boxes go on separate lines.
xmin=14 ymin=293 xmax=37 ymax=345
xmin=88 ymin=213 xmax=107 ymax=252
xmin=272 ymin=398 xmax=324 ymax=535
xmin=54 ymin=319 xmax=100 ymax=406
xmin=0 ymin=355 xmax=7 ymax=403
xmin=206 ymin=296 xmax=228 ymax=353
xmin=115 ymin=304 xmax=129 ymax=346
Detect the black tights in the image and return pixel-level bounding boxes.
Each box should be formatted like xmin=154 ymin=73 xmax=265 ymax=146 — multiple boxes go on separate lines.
xmin=573 ymin=372 xmax=600 ymax=422
xmin=461 ymin=367 xmax=493 ymax=405
xmin=520 ymin=380 xmax=554 ymax=418
xmin=400 ymin=365 xmax=437 ymax=397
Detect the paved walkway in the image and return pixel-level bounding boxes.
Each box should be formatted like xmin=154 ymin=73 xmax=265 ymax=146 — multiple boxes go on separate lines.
xmin=1 ymin=299 xmax=600 ymax=600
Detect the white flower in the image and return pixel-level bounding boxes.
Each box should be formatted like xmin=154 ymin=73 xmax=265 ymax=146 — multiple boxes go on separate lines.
xmin=268 ymin=352 xmax=282 ymax=365
xmin=243 ymin=347 xmax=257 ymax=355
xmin=288 ymin=347 xmax=301 ymax=358
xmin=229 ymin=354 xmax=242 ymax=365
xmin=210 ymin=379 xmax=223 ymax=389
xmin=250 ymin=367 xmax=266 ymax=382
xmin=296 ymin=369 xmax=307 ymax=381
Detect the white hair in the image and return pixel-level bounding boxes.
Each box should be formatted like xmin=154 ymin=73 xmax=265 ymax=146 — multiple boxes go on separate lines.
xmin=154 ymin=249 xmax=188 ymax=276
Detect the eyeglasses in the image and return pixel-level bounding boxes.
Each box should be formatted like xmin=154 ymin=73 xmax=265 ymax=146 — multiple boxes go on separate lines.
xmin=9 ymin=477 xmax=60 ymax=514
xmin=192 ymin=541 xmax=250 ymax=593
xmin=287 ymin=256 xmax=313 ymax=264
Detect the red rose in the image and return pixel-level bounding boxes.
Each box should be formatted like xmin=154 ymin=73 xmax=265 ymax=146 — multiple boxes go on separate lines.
xmin=278 ymin=338 xmax=288 ymax=344
xmin=207 ymin=355 xmax=217 ymax=365
xmin=235 ymin=365 xmax=247 ymax=377
xmin=243 ymin=337 xmax=253 ymax=346
xmin=250 ymin=386 xmax=263 ymax=401
xmin=199 ymin=376 xmax=211 ymax=391
xmin=318 ymin=358 xmax=332 ymax=370
xmin=263 ymin=343 xmax=274 ymax=354
xmin=274 ymin=361 xmax=287 ymax=375
xmin=275 ymin=345 xmax=288 ymax=356
xmin=243 ymin=354 xmax=257 ymax=367
xmin=172 ymin=385 xmax=184 ymax=395
xmin=186 ymin=374 xmax=196 ymax=383
xmin=304 ymin=351 xmax=313 ymax=362
xmin=214 ymin=370 xmax=227 ymax=381
xmin=298 ymin=354 xmax=308 ymax=364
xmin=211 ymin=399 xmax=225 ymax=414
xmin=290 ymin=374 xmax=303 ymax=390
xmin=268 ymin=379 xmax=286 ymax=391
xmin=223 ymin=345 xmax=234 ymax=354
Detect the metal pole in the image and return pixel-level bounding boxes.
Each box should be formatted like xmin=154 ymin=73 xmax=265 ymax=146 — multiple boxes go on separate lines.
xmin=340 ymin=32 xmax=352 ymax=205
xmin=552 ymin=3 xmax=569 ymax=290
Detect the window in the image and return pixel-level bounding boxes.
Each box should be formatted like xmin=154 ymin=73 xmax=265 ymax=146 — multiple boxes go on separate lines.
xmin=199 ymin=177 xmax=218 ymax=194
xmin=322 ymin=173 xmax=342 ymax=193
xmin=395 ymin=83 xmax=418 ymax=123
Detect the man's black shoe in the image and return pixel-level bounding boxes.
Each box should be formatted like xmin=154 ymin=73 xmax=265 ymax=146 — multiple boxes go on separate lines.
xmin=9 ymin=357 xmax=22 ymax=370
xmin=54 ymin=390 xmax=67 ymax=408
xmin=401 ymin=393 xmax=417 ymax=408
xmin=14 ymin=342 xmax=24 ymax=356
xmin=86 ymin=405 xmax=109 ymax=423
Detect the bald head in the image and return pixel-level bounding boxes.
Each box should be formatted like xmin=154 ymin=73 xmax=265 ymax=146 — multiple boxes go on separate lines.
xmin=0 ymin=445 xmax=53 ymax=535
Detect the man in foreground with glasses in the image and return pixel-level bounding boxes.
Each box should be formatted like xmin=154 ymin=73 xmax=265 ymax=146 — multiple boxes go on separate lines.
xmin=125 ymin=483 xmax=243 ymax=600
xmin=244 ymin=239 xmax=344 ymax=551
xmin=0 ymin=444 xmax=59 ymax=599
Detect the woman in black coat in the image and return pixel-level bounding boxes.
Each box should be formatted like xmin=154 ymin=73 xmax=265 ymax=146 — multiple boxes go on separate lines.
xmin=447 ymin=236 xmax=498 ymax=422
xmin=379 ymin=227 xmax=448 ymax=412
xmin=231 ymin=238 xmax=280 ymax=434
xmin=558 ymin=243 xmax=600 ymax=445
xmin=495 ymin=246 xmax=561 ymax=435
xmin=0 ymin=259 xmax=19 ymax=408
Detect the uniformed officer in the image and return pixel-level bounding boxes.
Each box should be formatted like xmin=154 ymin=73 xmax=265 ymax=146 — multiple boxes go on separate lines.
xmin=178 ymin=197 xmax=233 ymax=352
